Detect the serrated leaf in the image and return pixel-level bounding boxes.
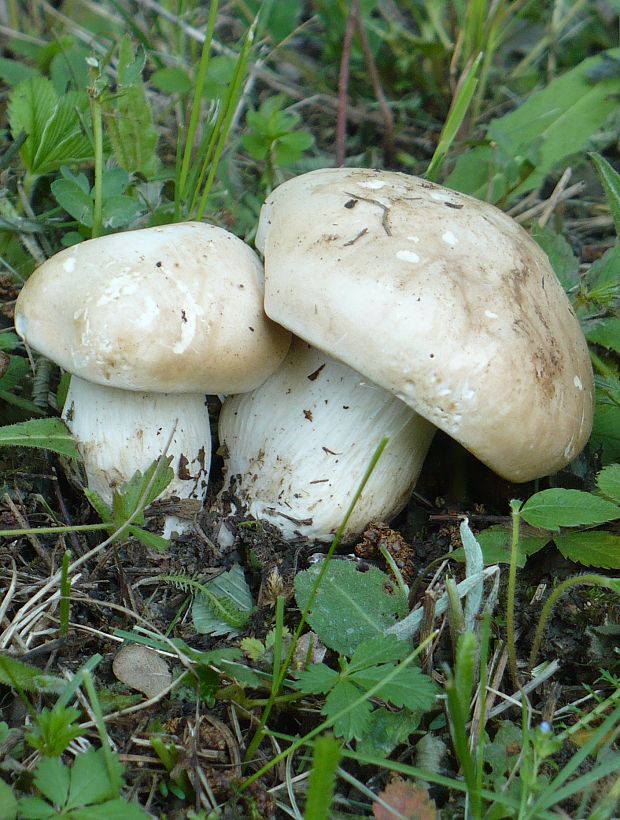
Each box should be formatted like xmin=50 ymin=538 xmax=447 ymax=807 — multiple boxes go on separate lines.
xmin=32 ymin=756 xmax=70 ymax=807
xmin=520 ymin=489 xmax=620 ymax=530
xmin=587 ymin=318 xmax=620 ymax=355
xmin=240 ymin=637 xmax=265 ymax=661
xmin=69 ymin=798 xmax=150 ymax=818
xmin=591 ymin=152 xmax=620 ymax=236
xmin=67 ymin=748 xmax=122 ymax=809
xmin=324 ymin=680 xmax=372 ymax=742
xmin=554 ymin=531 xmax=620 ymax=569
xmin=0 ymin=778 xmax=17 ymax=820
xmin=352 ymin=664 xmax=438 ymax=712
xmin=111 ymin=458 xmax=174 ymax=525
xmin=597 ymin=464 xmax=620 ymax=503
xmin=191 ymin=564 xmax=253 ymax=637
xmin=127 ymin=526 xmax=169 ymax=553
xmin=591 ymin=401 xmax=620 ymax=464
xmin=101 ymin=195 xmax=143 ymax=230
xmin=32 ymin=92 xmax=91 ymax=175
xmin=84 ymin=488 xmax=113 ymax=522
xmin=8 ymin=77 xmax=57 ymax=171
xmin=294 ymin=663 xmax=340 ymax=695
xmin=0 ymin=418 xmax=80 ymax=458
xmin=347 ymin=634 xmax=408 ymax=672
xmin=217 ymin=659 xmax=262 ymax=688
xmin=294 ymin=561 xmax=408 ymax=656
xmin=362 ymin=708 xmax=422 ymax=758
xmin=0 ymin=655 xmax=64 ymax=694
xmin=0 ymin=56 xmax=39 ymax=87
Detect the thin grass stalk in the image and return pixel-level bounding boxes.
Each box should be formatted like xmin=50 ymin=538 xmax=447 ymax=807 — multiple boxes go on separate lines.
xmin=174 ymin=0 xmax=219 ymax=221
xmin=506 ymin=499 xmax=522 ymax=687
xmin=89 ymin=92 xmax=104 ymax=238
xmin=193 ymin=18 xmax=257 ymax=220
xmin=59 ymin=550 xmax=71 ymax=637
xmin=425 ymin=52 xmax=482 ymax=182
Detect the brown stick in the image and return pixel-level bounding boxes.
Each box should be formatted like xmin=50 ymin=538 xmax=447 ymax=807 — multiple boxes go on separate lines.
xmin=335 ymin=0 xmax=360 ymax=167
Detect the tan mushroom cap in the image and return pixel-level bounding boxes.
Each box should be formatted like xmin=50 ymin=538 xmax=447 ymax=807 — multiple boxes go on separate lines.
xmin=257 ymin=168 xmax=594 ymax=482
xmin=15 ymin=222 xmax=291 ymax=394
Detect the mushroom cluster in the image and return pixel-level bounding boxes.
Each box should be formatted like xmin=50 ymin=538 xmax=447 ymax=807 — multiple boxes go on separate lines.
xmin=218 ymin=167 xmax=594 ymax=541
xmin=14 ymin=170 xmax=594 ymax=545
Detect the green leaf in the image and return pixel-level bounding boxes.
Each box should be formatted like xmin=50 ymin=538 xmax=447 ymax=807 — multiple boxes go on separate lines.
xmin=16 ymin=796 xmax=57 ymax=818
xmin=66 ymin=748 xmax=121 ymax=809
xmin=26 ymin=706 xmax=83 ymax=757
xmin=530 ymin=224 xmax=580 ymax=290
xmin=51 ymin=178 xmax=93 ymax=226
xmin=111 ymin=458 xmax=174 ymax=526
xmin=294 ymin=663 xmax=340 ymax=695
xmin=0 ymin=332 xmax=21 ymax=352
xmin=67 ymin=798 xmax=149 ymax=818
xmin=32 ymin=756 xmax=70 ymax=807
xmin=448 ymin=47 xmax=620 ymax=201
xmin=127 ymin=526 xmax=169 ymax=553
xmin=356 ymin=707 xmax=421 ymax=757
xmin=83 ymin=488 xmax=113 ymax=523
xmin=597 ymin=464 xmax=620 ymax=503
xmin=0 ymin=655 xmax=64 ymax=694
xmin=0 ymin=778 xmax=18 ymax=820
xmin=0 ymin=56 xmax=39 ymax=86
xmin=452 ymin=524 xmax=550 ymax=566
xmin=101 ymin=195 xmax=143 ymax=230
xmin=8 ymin=77 xmax=57 ymax=171
xmin=0 ymin=418 xmax=80 ymax=458
xmin=191 ymin=564 xmax=253 ymax=637
xmin=347 ymin=634 xmax=408 ymax=672
xmin=591 ymin=152 xmax=620 ymax=236
xmin=587 ymin=318 xmax=620 ymax=355
xmin=520 ymin=489 xmax=620 ymax=530
xmin=294 ymin=561 xmax=408 ymax=656
xmin=150 ymin=67 xmax=192 ymax=95
xmin=591 ymin=400 xmax=620 ymax=464
xmin=324 ymin=680 xmax=372 ymax=742
xmin=31 ymin=91 xmax=92 ymax=175
xmin=101 ymin=168 xmax=130 ymax=198
xmin=103 ymin=38 xmax=159 ymax=178
xmin=352 ymin=664 xmax=438 ymax=712
xmin=304 ymin=734 xmax=341 ymax=820
xmin=553 ymin=531 xmax=620 ymax=569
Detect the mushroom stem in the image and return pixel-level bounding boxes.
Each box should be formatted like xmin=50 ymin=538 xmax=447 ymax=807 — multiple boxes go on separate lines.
xmin=218 ymin=339 xmax=436 ymax=542
xmin=62 ymin=376 xmax=211 ymax=538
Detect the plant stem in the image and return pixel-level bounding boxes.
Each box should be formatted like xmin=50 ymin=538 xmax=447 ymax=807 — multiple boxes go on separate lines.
xmin=89 ymin=93 xmax=104 ymax=238
xmin=506 ymin=499 xmax=522 ymax=688
xmin=0 ymin=523 xmax=110 ymax=538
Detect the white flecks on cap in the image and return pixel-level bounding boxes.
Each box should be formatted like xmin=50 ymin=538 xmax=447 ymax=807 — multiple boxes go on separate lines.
xmin=358 ymin=179 xmax=386 ymax=189
xmin=574 ymin=375 xmax=583 ymax=390
xmin=442 ymin=230 xmax=457 ymax=245
xmin=484 ymin=310 xmax=499 ymax=319
xmin=396 ymin=249 xmax=420 ymax=263
xmin=63 ymin=257 xmax=76 ymax=273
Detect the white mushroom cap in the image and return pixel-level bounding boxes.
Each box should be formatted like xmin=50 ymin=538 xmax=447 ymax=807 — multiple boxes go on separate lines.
xmin=15 ymin=222 xmax=290 ymax=393
xmin=257 ymin=168 xmax=594 ymax=482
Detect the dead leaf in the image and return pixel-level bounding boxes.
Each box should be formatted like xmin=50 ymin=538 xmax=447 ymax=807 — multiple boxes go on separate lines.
xmin=373 ymin=779 xmax=437 ymax=820
xmin=112 ymin=644 xmax=172 ymax=699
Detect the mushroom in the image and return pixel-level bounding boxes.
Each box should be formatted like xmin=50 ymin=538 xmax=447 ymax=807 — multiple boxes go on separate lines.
xmin=219 ymin=337 xmax=435 ymax=541
xmin=219 ymin=168 xmax=594 ymax=541
xmin=14 ymin=222 xmax=291 ymax=537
